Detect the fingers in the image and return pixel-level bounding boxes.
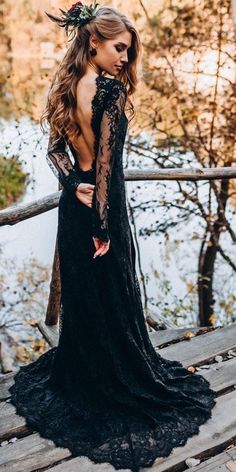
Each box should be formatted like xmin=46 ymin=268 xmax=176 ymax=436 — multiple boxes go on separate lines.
xmin=92 ymin=237 xmax=100 ymax=250
xmin=82 ymin=184 xmax=95 ymax=193
xmin=99 ymin=248 xmax=109 ymax=257
xmin=84 ymin=187 xmax=95 ymax=194
xmin=85 ymin=198 xmax=92 ymax=207
xmin=92 ymin=240 xmax=110 ymax=258
xmin=83 ymin=184 xmax=94 ymax=207
xmin=93 ymin=247 xmax=109 ymax=258
xmin=76 ymin=184 xmax=94 ymax=207
xmin=78 ymin=195 xmax=93 ymax=207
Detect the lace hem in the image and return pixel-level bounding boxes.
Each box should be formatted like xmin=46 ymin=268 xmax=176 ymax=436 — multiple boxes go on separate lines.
xmin=9 ymin=347 xmax=217 ymax=472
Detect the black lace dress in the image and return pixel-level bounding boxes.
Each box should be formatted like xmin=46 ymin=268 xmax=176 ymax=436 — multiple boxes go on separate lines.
xmin=9 ymin=75 xmax=217 ymax=472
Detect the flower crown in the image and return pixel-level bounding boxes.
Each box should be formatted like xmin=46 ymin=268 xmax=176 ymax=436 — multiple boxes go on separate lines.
xmin=45 ymin=1 xmax=100 ymax=40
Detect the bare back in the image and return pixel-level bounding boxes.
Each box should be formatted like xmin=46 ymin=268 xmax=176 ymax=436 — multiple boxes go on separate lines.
xmin=70 ymin=75 xmax=98 ymax=171
xmin=46 ymin=75 xmax=128 ymax=240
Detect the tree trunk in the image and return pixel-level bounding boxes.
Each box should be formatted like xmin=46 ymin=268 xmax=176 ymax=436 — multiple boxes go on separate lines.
xmin=198 ymin=177 xmax=229 ymax=326
xmin=198 ymin=234 xmax=219 ymax=326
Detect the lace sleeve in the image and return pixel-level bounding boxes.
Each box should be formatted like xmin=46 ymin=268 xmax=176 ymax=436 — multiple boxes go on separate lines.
xmin=92 ymin=81 xmax=127 ymax=242
xmin=47 ymin=129 xmax=82 ymax=194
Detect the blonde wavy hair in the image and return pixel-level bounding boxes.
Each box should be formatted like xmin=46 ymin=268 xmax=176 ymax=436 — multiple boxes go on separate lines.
xmin=40 ymin=5 xmax=142 ymax=145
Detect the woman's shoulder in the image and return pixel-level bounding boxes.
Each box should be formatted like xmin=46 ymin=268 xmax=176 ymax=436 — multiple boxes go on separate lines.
xmin=100 ymin=76 xmax=127 ymax=95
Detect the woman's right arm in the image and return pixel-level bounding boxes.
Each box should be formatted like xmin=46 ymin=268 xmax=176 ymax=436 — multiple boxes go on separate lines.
xmin=47 ymin=130 xmax=94 ymax=206
xmin=47 ymin=129 xmax=82 ymax=194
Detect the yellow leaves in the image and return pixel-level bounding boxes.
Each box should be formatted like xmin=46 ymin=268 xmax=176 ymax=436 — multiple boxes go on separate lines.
xmin=171 ymin=97 xmax=178 ymax=107
xmin=26 ymin=319 xmax=38 ymax=327
xmin=16 ymin=345 xmax=30 ymax=362
xmin=192 ymin=233 xmax=199 ymax=240
xmin=209 ymin=314 xmax=216 ymax=324
xmin=31 ymin=339 xmax=46 ymax=354
xmin=184 ymin=331 xmax=195 ymax=339
xmin=186 ymin=282 xmax=195 ymax=292
xmin=15 ymin=339 xmax=46 ymax=362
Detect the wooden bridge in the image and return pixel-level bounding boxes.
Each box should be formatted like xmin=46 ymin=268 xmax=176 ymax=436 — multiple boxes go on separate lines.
xmin=0 ymin=321 xmax=236 ymax=471
xmin=1 ymin=166 xmax=236 ymax=470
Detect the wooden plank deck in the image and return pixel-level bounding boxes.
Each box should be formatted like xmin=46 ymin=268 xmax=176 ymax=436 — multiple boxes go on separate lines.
xmin=0 ymin=323 xmax=236 ymax=472
xmin=183 ymin=445 xmax=236 ymax=471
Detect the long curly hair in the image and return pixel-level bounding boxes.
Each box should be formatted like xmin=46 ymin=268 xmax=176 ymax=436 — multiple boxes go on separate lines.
xmin=40 ymin=5 xmax=142 ymax=146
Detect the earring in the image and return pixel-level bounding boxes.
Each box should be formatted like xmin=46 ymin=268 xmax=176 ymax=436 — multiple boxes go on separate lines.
xmin=89 ymin=47 xmax=97 ymax=56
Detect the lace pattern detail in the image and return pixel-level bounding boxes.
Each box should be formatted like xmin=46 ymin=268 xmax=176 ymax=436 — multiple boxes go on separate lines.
xmin=9 ymin=340 xmax=217 ymax=472
xmin=47 ymin=76 xmax=127 ymax=242
xmin=47 ymin=133 xmax=82 ymax=194
xmin=9 ymin=74 xmax=217 ymax=472
xmin=91 ymin=78 xmax=128 ymax=242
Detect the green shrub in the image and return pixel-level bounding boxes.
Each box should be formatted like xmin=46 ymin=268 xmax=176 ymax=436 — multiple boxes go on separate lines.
xmin=0 ymin=155 xmax=29 ymax=209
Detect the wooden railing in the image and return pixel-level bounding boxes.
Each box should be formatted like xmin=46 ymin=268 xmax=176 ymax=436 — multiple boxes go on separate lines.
xmin=1 ymin=167 xmax=235 ymax=226
xmin=0 ymin=166 xmax=235 ymax=346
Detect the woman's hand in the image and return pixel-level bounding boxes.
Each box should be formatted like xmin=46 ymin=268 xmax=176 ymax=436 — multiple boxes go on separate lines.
xmin=75 ymin=183 xmax=95 ymax=207
xmin=75 ymin=184 xmax=110 ymax=257
xmin=92 ymin=237 xmax=110 ymax=258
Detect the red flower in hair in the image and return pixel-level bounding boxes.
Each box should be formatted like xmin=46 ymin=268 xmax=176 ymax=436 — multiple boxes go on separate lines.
xmin=45 ymin=1 xmax=99 ymax=41
xmin=68 ymin=2 xmax=84 ymax=14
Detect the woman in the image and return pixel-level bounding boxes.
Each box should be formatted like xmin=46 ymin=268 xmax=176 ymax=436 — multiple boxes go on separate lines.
xmin=9 ymin=3 xmax=217 ymax=471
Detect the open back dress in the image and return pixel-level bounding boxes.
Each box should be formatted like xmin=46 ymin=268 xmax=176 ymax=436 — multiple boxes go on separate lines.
xmin=9 ymin=74 xmax=217 ymax=472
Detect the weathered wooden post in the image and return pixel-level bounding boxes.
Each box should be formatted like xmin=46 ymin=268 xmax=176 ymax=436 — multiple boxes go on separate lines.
xmin=45 ymin=182 xmax=62 ymax=327
xmin=45 ymin=233 xmax=61 ymax=326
